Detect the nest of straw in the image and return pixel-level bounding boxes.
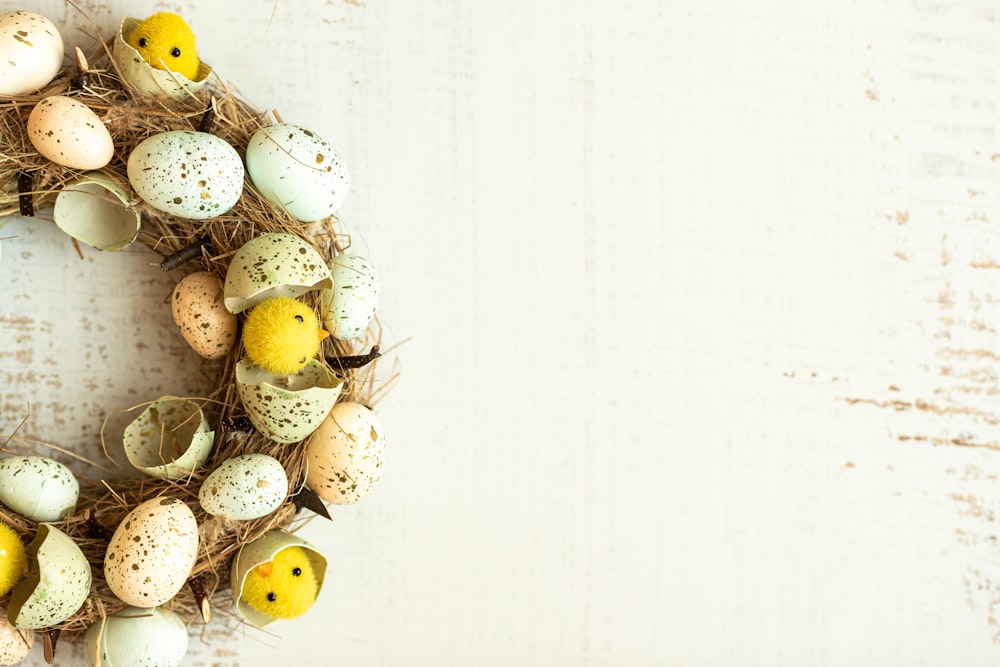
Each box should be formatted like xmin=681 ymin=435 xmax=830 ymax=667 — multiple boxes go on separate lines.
xmin=0 ymin=27 xmax=385 ymax=645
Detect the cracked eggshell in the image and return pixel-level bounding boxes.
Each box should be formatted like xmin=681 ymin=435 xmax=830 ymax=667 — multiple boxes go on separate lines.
xmin=320 ymin=255 xmax=381 ymax=341
xmin=28 ymin=96 xmax=114 ymax=170
xmin=127 ymin=130 xmax=244 ymax=220
xmin=83 ymin=606 xmax=188 ymax=667
xmin=230 ymin=530 xmax=327 ymax=628
xmin=0 ymin=456 xmax=78 ymax=522
xmin=8 ymin=525 xmax=91 ymax=630
xmin=305 ymin=402 xmax=386 ymax=505
xmin=112 ymin=17 xmax=211 ymax=100
xmin=199 ymin=454 xmax=288 ymax=520
xmin=53 ymin=171 xmax=140 ymax=251
xmin=123 ymin=397 xmax=214 ymax=480
xmin=236 ymin=358 xmax=342 ymax=444
xmin=223 ymin=233 xmax=333 ymax=313
xmin=0 ymin=611 xmax=30 ymax=665
xmin=104 ymin=497 xmax=199 ymax=609
xmin=246 ymin=123 xmax=350 ymax=222
xmin=171 ymin=271 xmax=238 ymax=359
xmin=0 ymin=11 xmax=63 ymax=96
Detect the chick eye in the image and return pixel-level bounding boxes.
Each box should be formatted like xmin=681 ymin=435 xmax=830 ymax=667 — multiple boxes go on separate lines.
xmin=294 ymin=314 xmax=304 ymax=323
xmin=171 ymin=47 xmax=181 ymax=57
xmin=267 ymin=592 xmax=276 ymax=602
xmin=292 ymin=567 xmax=302 ymax=577
xmin=138 ymin=37 xmax=147 ymax=47
xmin=298 ymin=356 xmax=307 ymax=364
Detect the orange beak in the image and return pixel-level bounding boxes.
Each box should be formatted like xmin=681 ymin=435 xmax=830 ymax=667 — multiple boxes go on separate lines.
xmin=317 ymin=328 xmax=330 ymax=342
xmin=256 ymin=562 xmax=274 ymax=578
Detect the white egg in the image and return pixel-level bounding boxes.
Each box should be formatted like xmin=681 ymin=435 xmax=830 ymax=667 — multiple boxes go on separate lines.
xmin=246 ymin=123 xmax=349 ymax=222
xmin=104 ymin=497 xmax=199 ymax=608
xmin=306 ymin=402 xmax=386 ymax=504
xmin=0 ymin=456 xmax=78 ymax=522
xmin=83 ymin=606 xmax=188 ymax=667
xmin=0 ymin=11 xmax=63 ymax=96
xmin=127 ymin=130 xmax=244 ymax=219
xmin=27 ymin=96 xmax=114 ymax=170
xmin=320 ymin=255 xmax=381 ymax=340
xmin=8 ymin=525 xmax=91 ymax=630
xmin=199 ymin=454 xmax=288 ymax=520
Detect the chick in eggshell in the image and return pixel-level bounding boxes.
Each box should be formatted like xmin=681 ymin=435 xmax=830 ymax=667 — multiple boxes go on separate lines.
xmin=126 ymin=12 xmax=200 ymax=80
xmin=241 ymin=546 xmax=319 ymax=620
xmin=242 ymin=297 xmax=329 ymax=376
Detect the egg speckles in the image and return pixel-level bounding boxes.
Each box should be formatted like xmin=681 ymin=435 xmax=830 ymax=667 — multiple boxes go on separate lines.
xmin=0 ymin=611 xmax=31 ymax=665
xmin=236 ymin=358 xmax=342 ymax=444
xmin=306 ymin=402 xmax=386 ymax=504
xmin=0 ymin=11 xmax=63 ymax=96
xmin=127 ymin=130 xmax=244 ymax=219
xmin=8 ymin=525 xmax=91 ymax=630
xmin=223 ymin=233 xmax=333 ymax=313
xmin=28 ymin=96 xmax=114 ymax=170
xmin=104 ymin=497 xmax=199 ymax=608
xmin=0 ymin=455 xmax=79 ymax=522
xmin=171 ymin=271 xmax=238 ymax=359
xmin=199 ymin=454 xmax=288 ymax=520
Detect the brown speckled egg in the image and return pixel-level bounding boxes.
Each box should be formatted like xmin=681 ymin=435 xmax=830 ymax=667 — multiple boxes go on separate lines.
xmin=305 ymin=402 xmax=386 ymax=505
xmin=171 ymin=272 xmax=238 ymax=359
xmin=104 ymin=497 xmax=199 ymax=608
xmin=199 ymin=454 xmax=288 ymax=520
xmin=223 ymin=233 xmax=333 ymax=313
xmin=0 ymin=610 xmax=30 ymax=665
xmin=7 ymin=525 xmax=92 ymax=630
xmin=27 ymin=96 xmax=114 ymax=170
xmin=236 ymin=358 xmax=342 ymax=444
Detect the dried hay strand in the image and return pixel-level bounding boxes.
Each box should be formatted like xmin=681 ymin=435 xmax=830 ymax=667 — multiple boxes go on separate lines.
xmin=0 ymin=23 xmax=388 ymax=643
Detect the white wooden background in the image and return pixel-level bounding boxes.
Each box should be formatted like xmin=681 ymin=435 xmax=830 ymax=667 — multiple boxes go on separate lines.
xmin=3 ymin=0 xmax=1000 ymax=664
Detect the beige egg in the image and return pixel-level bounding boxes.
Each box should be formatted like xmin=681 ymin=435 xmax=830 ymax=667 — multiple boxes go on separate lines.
xmin=306 ymin=402 xmax=386 ymax=504
xmin=171 ymin=272 xmax=238 ymax=359
xmin=104 ymin=497 xmax=199 ymax=608
xmin=27 ymin=96 xmax=114 ymax=170
xmin=0 ymin=610 xmax=31 ymax=665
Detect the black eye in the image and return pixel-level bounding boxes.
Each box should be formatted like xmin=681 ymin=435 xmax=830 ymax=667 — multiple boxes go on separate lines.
xmin=298 ymin=356 xmax=306 ymax=364
xmin=138 ymin=37 xmax=147 ymax=47
xmin=171 ymin=47 xmax=181 ymax=57
xmin=267 ymin=592 xmax=276 ymax=602
xmin=294 ymin=314 xmax=304 ymax=323
xmin=292 ymin=567 xmax=302 ymax=577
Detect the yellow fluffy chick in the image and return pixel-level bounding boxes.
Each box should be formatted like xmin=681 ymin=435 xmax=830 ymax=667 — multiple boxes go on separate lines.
xmin=242 ymin=297 xmax=329 ymax=375
xmin=126 ymin=12 xmax=200 ymax=80
xmin=241 ymin=546 xmax=320 ymax=620
xmin=0 ymin=522 xmax=25 ymax=597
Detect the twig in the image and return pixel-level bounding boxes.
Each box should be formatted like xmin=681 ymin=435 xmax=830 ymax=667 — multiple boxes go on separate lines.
xmin=325 ymin=346 xmax=380 ymax=372
xmin=160 ymin=236 xmax=211 ymax=271
xmin=198 ymin=96 xmax=217 ymax=133
xmin=71 ymin=47 xmax=89 ymax=90
xmin=187 ymin=576 xmax=212 ymax=623
xmin=17 ymin=173 xmax=32 ymax=217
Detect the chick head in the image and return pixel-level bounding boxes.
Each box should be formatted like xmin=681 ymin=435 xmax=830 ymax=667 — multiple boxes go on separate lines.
xmin=0 ymin=522 xmax=25 ymax=597
xmin=126 ymin=12 xmax=200 ymax=80
xmin=242 ymin=297 xmax=329 ymax=376
xmin=240 ymin=546 xmax=320 ymax=620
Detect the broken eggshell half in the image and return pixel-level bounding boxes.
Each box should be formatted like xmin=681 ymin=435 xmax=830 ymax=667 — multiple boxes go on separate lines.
xmin=7 ymin=525 xmax=92 ymax=630
xmin=111 ymin=17 xmax=211 ymax=100
xmin=235 ymin=358 xmax=342 ymax=444
xmin=52 ymin=172 xmax=140 ymax=251
xmin=123 ymin=397 xmax=214 ymax=480
xmin=223 ymin=233 xmax=333 ymax=314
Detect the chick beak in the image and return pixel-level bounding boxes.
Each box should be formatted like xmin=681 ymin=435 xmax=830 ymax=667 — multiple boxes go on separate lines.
xmin=318 ymin=328 xmax=330 ymax=342
xmin=257 ymin=562 xmax=274 ymax=579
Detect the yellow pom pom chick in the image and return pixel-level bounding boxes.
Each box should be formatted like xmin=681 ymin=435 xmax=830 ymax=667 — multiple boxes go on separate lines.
xmin=126 ymin=12 xmax=200 ymax=80
xmin=240 ymin=546 xmax=320 ymax=620
xmin=242 ymin=297 xmax=329 ymax=376
xmin=0 ymin=522 xmax=25 ymax=597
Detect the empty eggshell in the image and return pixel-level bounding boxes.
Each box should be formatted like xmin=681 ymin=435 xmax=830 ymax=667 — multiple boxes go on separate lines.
xmin=0 ymin=11 xmax=63 ymax=96
xmin=8 ymin=525 xmax=91 ymax=630
xmin=199 ymin=454 xmax=288 ymax=520
xmin=223 ymin=233 xmax=333 ymax=313
xmin=127 ymin=130 xmax=244 ymax=220
xmin=171 ymin=271 xmax=238 ymax=359
xmin=236 ymin=358 xmax=342 ymax=444
xmin=320 ymin=255 xmax=381 ymax=340
xmin=245 ymin=123 xmax=350 ymax=222
xmin=83 ymin=606 xmax=188 ymax=667
xmin=306 ymin=402 xmax=386 ymax=504
xmin=112 ymin=17 xmax=211 ymax=100
xmin=0 ymin=610 xmax=30 ymax=665
xmin=0 ymin=456 xmax=78 ymax=522
xmin=104 ymin=497 xmax=199 ymax=608
xmin=53 ymin=171 xmax=141 ymax=251
xmin=28 ymin=96 xmax=114 ymax=170
xmin=123 ymin=397 xmax=214 ymax=480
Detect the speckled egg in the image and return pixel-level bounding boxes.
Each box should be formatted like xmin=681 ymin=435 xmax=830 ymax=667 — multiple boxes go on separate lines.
xmin=320 ymin=255 xmax=381 ymax=340
xmin=246 ymin=123 xmax=350 ymax=222
xmin=27 ymin=96 xmax=114 ymax=170
xmin=306 ymin=402 xmax=386 ymax=504
xmin=127 ymin=130 xmax=244 ymax=220
xmin=104 ymin=497 xmax=199 ymax=608
xmin=0 ymin=11 xmax=63 ymax=96
xmin=0 ymin=456 xmax=78 ymax=522
xmin=171 ymin=271 xmax=238 ymax=359
xmin=199 ymin=454 xmax=288 ymax=520
xmin=236 ymin=358 xmax=342 ymax=444
xmin=0 ymin=610 xmax=30 ymax=665
xmin=83 ymin=606 xmax=188 ymax=667
xmin=8 ymin=525 xmax=91 ymax=630
xmin=223 ymin=233 xmax=333 ymax=313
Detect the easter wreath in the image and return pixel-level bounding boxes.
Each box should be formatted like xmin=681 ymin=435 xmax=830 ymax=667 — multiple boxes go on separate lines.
xmin=0 ymin=9 xmax=392 ymax=665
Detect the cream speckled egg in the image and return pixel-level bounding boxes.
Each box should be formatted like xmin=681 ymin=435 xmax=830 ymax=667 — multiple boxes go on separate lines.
xmin=246 ymin=123 xmax=349 ymax=222
xmin=27 ymin=96 xmax=114 ymax=170
xmin=0 ymin=456 xmax=78 ymax=522
xmin=0 ymin=610 xmax=30 ymax=665
xmin=306 ymin=402 xmax=386 ymax=504
xmin=320 ymin=255 xmax=381 ymax=340
xmin=223 ymin=233 xmax=333 ymax=313
xmin=199 ymin=454 xmax=288 ymax=520
xmin=8 ymin=525 xmax=91 ymax=630
xmin=171 ymin=271 xmax=238 ymax=359
xmin=83 ymin=606 xmax=188 ymax=667
xmin=104 ymin=497 xmax=199 ymax=608
xmin=0 ymin=11 xmax=63 ymax=96
xmin=127 ymin=130 xmax=244 ymax=219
